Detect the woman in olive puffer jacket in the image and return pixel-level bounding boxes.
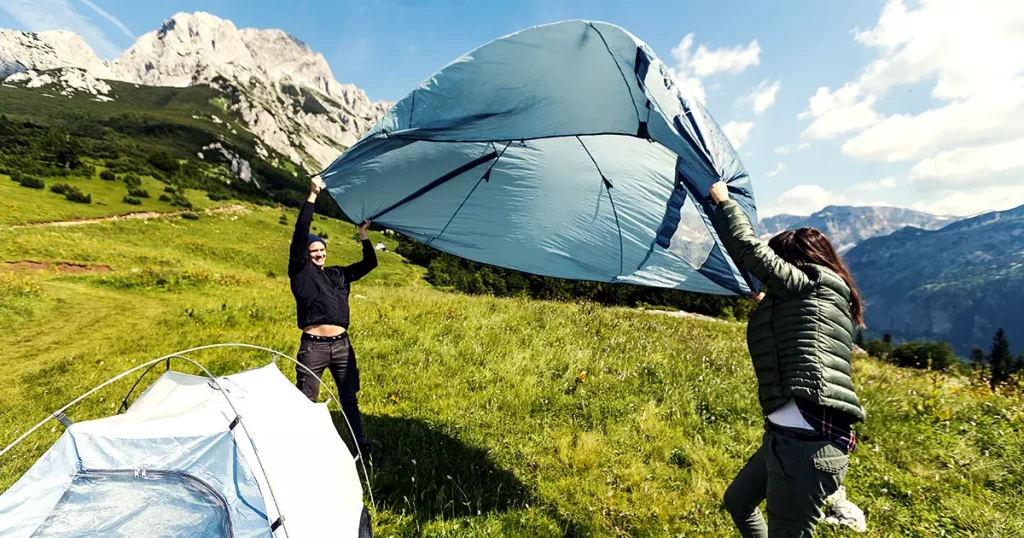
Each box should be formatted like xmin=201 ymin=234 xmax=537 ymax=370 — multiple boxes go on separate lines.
xmin=709 ymin=181 xmax=866 ymax=538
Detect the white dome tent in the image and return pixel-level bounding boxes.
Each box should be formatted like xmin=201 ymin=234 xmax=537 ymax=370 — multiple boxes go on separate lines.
xmin=0 ymin=344 xmax=374 ymax=538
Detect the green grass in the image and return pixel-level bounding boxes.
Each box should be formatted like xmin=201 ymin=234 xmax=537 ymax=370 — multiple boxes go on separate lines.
xmin=1 ymin=201 xmax=1022 ymax=537
xmin=0 ymin=165 xmax=233 ymax=225
xmin=0 ymin=82 xmax=255 ymax=153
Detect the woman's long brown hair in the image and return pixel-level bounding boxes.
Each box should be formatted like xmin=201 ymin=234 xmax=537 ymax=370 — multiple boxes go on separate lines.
xmin=768 ymin=227 xmax=865 ymax=327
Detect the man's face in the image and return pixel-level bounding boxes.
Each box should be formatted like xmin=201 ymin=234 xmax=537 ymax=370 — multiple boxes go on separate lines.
xmin=308 ymin=242 xmax=326 ymax=267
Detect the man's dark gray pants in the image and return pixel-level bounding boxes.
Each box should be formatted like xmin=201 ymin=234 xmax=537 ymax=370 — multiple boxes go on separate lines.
xmin=295 ymin=334 xmax=368 ymax=459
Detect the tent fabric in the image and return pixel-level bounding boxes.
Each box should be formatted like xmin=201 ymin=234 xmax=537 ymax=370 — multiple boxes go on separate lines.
xmin=0 ymin=428 xmax=269 ymax=538
xmin=32 ymin=468 xmax=235 ymax=537
xmin=320 ymin=19 xmax=762 ymax=296
xmin=0 ymin=364 xmax=366 ymax=538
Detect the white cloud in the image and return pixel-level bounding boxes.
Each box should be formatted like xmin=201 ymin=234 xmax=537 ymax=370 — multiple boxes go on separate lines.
xmin=722 ymin=121 xmax=754 ymax=149
xmin=799 ymin=84 xmax=881 ymax=141
xmin=911 ymin=184 xmax=1024 ymax=217
xmin=854 ymin=0 xmax=1024 ymax=100
xmin=751 ymin=80 xmax=780 ymax=114
xmin=909 ymin=137 xmax=1024 ymax=186
xmin=774 ymin=142 xmax=810 ymax=155
xmin=669 ymin=34 xmax=706 ymax=103
xmin=775 ymin=184 xmax=845 ymax=216
xmin=738 ymin=79 xmax=781 ymax=114
xmin=762 ymin=184 xmax=898 ymax=216
xmin=690 ymin=39 xmax=761 ymax=77
xmin=77 ymin=0 xmax=134 ymax=39
xmin=853 ymin=177 xmax=898 ymax=190
xmin=0 ymin=0 xmax=121 ymax=58
xmin=766 ymin=162 xmax=785 ymax=177
xmin=670 ymin=33 xmax=761 ymax=104
xmin=795 ymin=0 xmax=1024 ymax=216
xmin=841 ymin=87 xmax=1024 ymax=161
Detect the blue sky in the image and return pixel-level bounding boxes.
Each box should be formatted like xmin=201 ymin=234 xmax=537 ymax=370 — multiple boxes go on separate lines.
xmin=3 ymin=0 xmax=1023 ymax=217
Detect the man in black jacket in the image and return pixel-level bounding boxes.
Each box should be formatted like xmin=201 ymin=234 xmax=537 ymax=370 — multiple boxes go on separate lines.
xmin=289 ymin=174 xmax=377 ymax=464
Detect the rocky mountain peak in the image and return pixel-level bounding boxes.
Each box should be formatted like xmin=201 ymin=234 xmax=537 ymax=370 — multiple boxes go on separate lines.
xmin=760 ymin=205 xmax=958 ymax=252
xmin=1 ymin=11 xmax=391 ymax=173
xmin=0 ymin=29 xmax=112 ymax=79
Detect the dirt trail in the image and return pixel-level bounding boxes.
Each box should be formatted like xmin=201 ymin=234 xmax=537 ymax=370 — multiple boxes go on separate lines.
xmin=11 ymin=204 xmax=247 ymax=228
xmin=3 ymin=261 xmax=112 ymax=273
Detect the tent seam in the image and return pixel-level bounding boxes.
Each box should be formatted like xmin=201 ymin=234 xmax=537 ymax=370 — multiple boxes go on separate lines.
xmin=431 ymin=140 xmax=513 ymax=243
xmin=588 ymin=22 xmax=642 ymax=128
xmin=576 ymin=136 xmax=625 ymax=277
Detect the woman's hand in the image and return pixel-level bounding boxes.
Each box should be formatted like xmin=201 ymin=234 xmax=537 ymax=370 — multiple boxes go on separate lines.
xmin=709 ymin=181 xmax=730 ymax=205
xmin=359 ymin=219 xmax=371 ymax=240
xmin=752 ymin=291 xmax=765 ymax=303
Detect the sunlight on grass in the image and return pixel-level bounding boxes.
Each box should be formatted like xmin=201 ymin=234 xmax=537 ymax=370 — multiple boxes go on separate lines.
xmin=1 ymin=202 xmax=1022 ymax=537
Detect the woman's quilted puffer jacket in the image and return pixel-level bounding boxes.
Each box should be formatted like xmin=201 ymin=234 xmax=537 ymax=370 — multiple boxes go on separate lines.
xmin=716 ymin=199 xmax=866 ymax=423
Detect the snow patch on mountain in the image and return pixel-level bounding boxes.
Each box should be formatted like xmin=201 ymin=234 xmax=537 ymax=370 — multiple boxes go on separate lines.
xmin=4 ymin=67 xmax=112 ymax=98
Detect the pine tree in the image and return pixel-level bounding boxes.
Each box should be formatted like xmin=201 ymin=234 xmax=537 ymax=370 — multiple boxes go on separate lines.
xmin=879 ymin=332 xmax=894 ymax=360
xmin=970 ymin=348 xmax=988 ymax=369
xmin=854 ymin=329 xmax=865 ymax=348
xmin=989 ymin=328 xmax=1013 ymax=389
xmin=1015 ymin=353 xmax=1024 ymax=376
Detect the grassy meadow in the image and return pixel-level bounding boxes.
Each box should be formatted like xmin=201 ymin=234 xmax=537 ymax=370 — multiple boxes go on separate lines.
xmin=1 ymin=183 xmax=1023 ymax=537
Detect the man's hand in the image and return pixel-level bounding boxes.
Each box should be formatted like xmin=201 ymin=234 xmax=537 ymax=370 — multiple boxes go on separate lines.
xmin=359 ymin=219 xmax=371 ymax=241
xmin=307 ymin=175 xmax=325 ymax=203
xmin=752 ymin=291 xmax=765 ymax=303
xmin=709 ymin=181 xmax=730 ymax=205
xmin=310 ymin=175 xmax=325 ymax=195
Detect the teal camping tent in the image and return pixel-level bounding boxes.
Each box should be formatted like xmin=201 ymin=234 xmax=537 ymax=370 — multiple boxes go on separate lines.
xmin=320 ymin=20 xmax=762 ymax=296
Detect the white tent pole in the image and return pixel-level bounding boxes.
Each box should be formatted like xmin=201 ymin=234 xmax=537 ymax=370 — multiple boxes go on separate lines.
xmin=2 ymin=342 xmax=375 ymax=517
xmin=160 ymin=344 xmax=380 ymax=508
xmin=0 ymin=347 xmax=294 ymax=536
xmin=252 ymin=349 xmax=376 ymax=509
xmin=1 ymin=343 xmax=291 ymax=458
xmin=1 ymin=355 xmax=178 ymax=460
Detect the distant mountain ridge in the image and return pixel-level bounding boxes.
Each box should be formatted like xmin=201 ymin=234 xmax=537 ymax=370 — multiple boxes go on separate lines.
xmin=845 ymin=204 xmax=1024 ymax=356
xmin=0 ymin=11 xmax=390 ymax=173
xmin=760 ymin=205 xmax=957 ymax=252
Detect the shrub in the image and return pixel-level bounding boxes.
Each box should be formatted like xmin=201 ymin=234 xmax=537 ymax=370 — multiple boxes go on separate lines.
xmin=207 ymin=191 xmax=230 ymax=201
xmin=73 ymin=164 xmax=96 ymax=178
xmin=50 ymin=183 xmax=72 ymax=195
xmin=9 ymin=171 xmax=21 ymax=182
xmin=17 ymin=175 xmax=44 ymax=189
xmin=48 ymin=182 xmax=90 ymax=203
xmin=278 ymin=214 xmax=288 ymax=225
xmin=158 ymin=194 xmax=172 ymax=202
xmin=891 ymin=340 xmax=957 ymax=370
xmin=65 ymin=189 xmax=91 ymax=204
xmin=865 ymin=339 xmax=893 ymax=361
xmin=170 ymin=193 xmax=192 ymax=209
xmin=399 ymin=234 xmax=757 ymax=320
xmin=128 ymin=187 xmax=150 ymax=198
xmin=181 ymin=212 xmax=199 ymax=220
xmin=122 ymin=174 xmax=142 ymax=188
xmin=164 ymin=185 xmax=177 ymax=194
xmin=122 ymin=196 xmax=142 ymax=205
xmin=148 ymin=151 xmax=180 ymax=174
xmin=99 ymin=170 xmax=116 ymax=181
